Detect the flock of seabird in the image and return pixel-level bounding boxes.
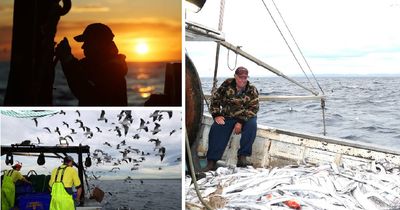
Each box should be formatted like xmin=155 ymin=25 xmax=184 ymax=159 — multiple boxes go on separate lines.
xmin=20 ymin=110 xmax=182 ymax=180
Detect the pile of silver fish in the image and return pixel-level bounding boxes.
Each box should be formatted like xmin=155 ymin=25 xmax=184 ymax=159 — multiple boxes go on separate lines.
xmin=186 ymin=162 xmax=400 ymax=209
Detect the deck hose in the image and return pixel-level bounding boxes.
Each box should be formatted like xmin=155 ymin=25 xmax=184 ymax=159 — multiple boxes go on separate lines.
xmin=185 ymin=130 xmax=213 ymax=210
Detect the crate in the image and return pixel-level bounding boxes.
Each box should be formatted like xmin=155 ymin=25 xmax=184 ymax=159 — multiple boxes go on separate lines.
xmin=17 ymin=193 xmax=51 ymax=210
xmin=15 ymin=182 xmax=33 ymax=195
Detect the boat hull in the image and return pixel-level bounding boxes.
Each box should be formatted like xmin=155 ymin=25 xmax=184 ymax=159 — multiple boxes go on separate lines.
xmin=197 ymin=115 xmax=400 ymax=168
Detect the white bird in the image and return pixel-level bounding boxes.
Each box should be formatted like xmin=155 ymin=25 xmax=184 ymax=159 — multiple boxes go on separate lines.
xmin=70 ymin=128 xmax=77 ymax=134
xmin=157 ymin=147 xmax=166 ymax=162
xmin=62 ymin=121 xmax=69 ymax=128
xmin=161 ymin=110 xmax=173 ymax=119
xmin=149 ymin=110 xmax=162 ymax=122
xmin=84 ymin=127 xmax=93 ymax=138
xmin=43 ymin=127 xmax=51 ymax=133
xmin=149 ymin=138 xmax=161 ymax=151
xmin=33 ymin=118 xmax=38 ymax=127
xmin=97 ymin=110 xmax=108 ymax=123
xmin=54 ymin=127 xmax=61 ymax=136
xmin=151 ymin=123 xmax=161 ymax=135
xmin=137 ymin=119 xmax=148 ymax=132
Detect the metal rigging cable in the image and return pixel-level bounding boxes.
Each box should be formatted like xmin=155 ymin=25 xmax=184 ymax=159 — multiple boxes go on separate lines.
xmin=269 ymin=0 xmax=325 ymax=95
xmin=260 ymin=0 xmax=317 ymax=92
xmin=260 ymin=0 xmax=327 ymax=135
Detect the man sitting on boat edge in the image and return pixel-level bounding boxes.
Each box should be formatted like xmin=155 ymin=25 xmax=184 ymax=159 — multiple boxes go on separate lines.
xmin=204 ymin=66 xmax=259 ymax=171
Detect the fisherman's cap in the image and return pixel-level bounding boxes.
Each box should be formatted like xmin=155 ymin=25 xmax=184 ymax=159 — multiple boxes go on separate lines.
xmin=235 ymin=66 xmax=249 ymax=76
xmin=64 ymin=155 xmax=74 ymax=163
xmin=74 ymin=23 xmax=114 ymax=42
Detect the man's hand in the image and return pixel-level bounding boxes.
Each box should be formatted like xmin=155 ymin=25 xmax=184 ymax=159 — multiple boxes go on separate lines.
xmin=234 ymin=122 xmax=242 ymax=135
xmin=55 ymin=37 xmax=72 ymax=61
xmin=74 ymin=198 xmax=81 ymax=206
xmin=214 ymin=116 xmax=225 ymax=125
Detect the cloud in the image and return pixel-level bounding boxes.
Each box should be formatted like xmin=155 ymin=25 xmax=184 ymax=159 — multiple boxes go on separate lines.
xmin=186 ymin=0 xmax=400 ymax=76
xmin=0 ymin=5 xmax=13 ymax=13
xmin=70 ymin=5 xmax=110 ymax=13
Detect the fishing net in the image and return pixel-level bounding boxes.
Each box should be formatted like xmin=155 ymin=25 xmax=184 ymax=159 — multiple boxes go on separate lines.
xmin=0 ymin=110 xmax=59 ymax=118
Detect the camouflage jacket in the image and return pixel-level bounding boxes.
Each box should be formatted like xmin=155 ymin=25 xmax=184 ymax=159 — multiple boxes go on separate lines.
xmin=210 ymin=78 xmax=259 ymax=124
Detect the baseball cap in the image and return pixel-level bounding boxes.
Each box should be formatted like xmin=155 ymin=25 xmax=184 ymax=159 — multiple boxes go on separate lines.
xmin=63 ymin=156 xmax=74 ymax=164
xmin=74 ymin=23 xmax=114 ymax=42
xmin=235 ymin=66 xmax=248 ymax=76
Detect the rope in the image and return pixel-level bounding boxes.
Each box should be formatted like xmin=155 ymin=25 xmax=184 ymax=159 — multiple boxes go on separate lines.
xmin=270 ymin=0 xmax=325 ymax=95
xmin=260 ymin=0 xmax=317 ymax=92
xmin=218 ymin=0 xmax=225 ymax=31
xmin=227 ymin=48 xmax=238 ymax=71
xmin=261 ymin=0 xmax=327 ymax=135
xmin=1 ymin=110 xmax=59 ymax=118
xmin=211 ymin=0 xmax=226 ymax=94
xmin=185 ymin=130 xmax=213 ymax=210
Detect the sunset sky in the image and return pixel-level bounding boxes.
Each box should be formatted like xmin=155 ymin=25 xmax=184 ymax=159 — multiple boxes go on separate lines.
xmin=0 ymin=0 xmax=181 ymax=62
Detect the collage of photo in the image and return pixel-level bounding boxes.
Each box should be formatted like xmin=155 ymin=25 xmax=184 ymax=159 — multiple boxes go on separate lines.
xmin=2 ymin=0 xmax=400 ymax=210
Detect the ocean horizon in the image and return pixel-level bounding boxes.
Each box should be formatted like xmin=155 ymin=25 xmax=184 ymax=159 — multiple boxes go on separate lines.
xmin=0 ymin=61 xmax=173 ymax=106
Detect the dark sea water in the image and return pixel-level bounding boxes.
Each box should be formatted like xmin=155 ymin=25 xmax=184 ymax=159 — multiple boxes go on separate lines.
xmin=201 ymin=76 xmax=400 ymax=150
xmin=0 ymin=62 xmax=166 ymax=106
xmin=87 ymin=179 xmax=181 ymax=210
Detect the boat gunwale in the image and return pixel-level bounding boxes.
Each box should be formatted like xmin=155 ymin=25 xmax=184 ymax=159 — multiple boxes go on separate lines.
xmin=202 ymin=114 xmax=400 ymax=156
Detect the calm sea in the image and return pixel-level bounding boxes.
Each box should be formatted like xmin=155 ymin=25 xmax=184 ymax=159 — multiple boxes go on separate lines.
xmin=0 ymin=62 xmax=166 ymax=106
xmin=201 ymin=76 xmax=400 ymax=150
xmin=88 ymin=179 xmax=181 ymax=210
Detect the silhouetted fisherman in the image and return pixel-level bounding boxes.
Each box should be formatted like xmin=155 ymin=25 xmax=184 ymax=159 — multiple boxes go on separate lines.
xmin=55 ymin=23 xmax=128 ymax=106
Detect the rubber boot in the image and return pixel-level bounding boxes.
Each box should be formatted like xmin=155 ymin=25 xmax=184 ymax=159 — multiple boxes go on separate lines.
xmin=201 ymin=160 xmax=217 ymax=172
xmin=237 ymin=155 xmax=252 ymax=167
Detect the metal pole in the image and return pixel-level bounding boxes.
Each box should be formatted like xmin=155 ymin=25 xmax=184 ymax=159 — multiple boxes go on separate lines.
xmin=78 ymin=144 xmax=85 ymax=203
xmin=321 ymin=98 xmax=327 ymax=136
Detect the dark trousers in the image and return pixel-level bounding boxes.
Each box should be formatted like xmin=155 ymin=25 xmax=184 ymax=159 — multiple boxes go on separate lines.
xmin=207 ymin=117 xmax=257 ymax=161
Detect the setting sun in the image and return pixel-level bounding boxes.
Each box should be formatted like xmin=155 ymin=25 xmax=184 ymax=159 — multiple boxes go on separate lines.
xmin=135 ymin=42 xmax=149 ymax=55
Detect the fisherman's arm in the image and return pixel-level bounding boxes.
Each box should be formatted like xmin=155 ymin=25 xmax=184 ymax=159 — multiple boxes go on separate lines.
xmin=55 ymin=37 xmax=90 ymax=99
xmin=246 ymin=86 xmax=260 ymax=117
xmin=16 ymin=172 xmax=32 ymax=184
xmin=234 ymin=86 xmax=259 ymax=134
xmin=21 ymin=177 xmax=32 ymax=184
xmin=210 ymin=82 xmax=229 ymax=124
xmin=72 ymin=170 xmax=82 ymax=202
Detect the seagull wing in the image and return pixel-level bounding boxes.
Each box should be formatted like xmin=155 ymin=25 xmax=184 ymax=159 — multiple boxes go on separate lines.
xmin=122 ymin=124 xmax=129 ymax=136
xmin=33 ymin=118 xmax=38 ymax=127
xmin=65 ymin=135 xmax=74 ymax=142
xmin=154 ymin=123 xmax=160 ymax=130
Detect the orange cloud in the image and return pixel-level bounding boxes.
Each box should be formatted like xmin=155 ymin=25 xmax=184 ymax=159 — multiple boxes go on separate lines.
xmin=70 ymin=5 xmax=110 ymax=13
xmin=0 ymin=5 xmax=13 ymax=13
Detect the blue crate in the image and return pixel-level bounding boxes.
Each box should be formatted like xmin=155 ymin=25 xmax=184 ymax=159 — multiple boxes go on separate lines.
xmin=17 ymin=193 xmax=51 ymax=210
xmin=15 ymin=182 xmax=33 ymax=195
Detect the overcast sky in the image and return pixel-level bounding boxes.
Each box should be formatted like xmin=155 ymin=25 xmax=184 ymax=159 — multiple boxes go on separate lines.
xmin=186 ymin=0 xmax=400 ymax=77
xmin=0 ymin=109 xmax=182 ymax=180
